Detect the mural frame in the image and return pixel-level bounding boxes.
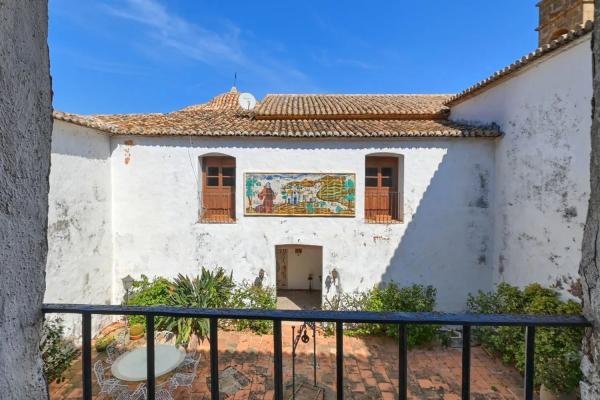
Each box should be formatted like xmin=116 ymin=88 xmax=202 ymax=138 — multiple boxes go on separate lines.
xmin=244 ymin=172 xmax=356 ymax=217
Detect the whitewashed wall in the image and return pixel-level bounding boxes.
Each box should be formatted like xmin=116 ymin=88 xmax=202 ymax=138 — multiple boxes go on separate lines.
xmin=110 ymin=136 xmax=495 ymax=311
xmin=450 ymin=35 xmax=592 ymax=298
xmin=46 ymin=121 xmax=113 ymax=336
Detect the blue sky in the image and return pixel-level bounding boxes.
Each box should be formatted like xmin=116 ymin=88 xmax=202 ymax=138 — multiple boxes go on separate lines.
xmin=50 ymin=0 xmax=539 ymax=114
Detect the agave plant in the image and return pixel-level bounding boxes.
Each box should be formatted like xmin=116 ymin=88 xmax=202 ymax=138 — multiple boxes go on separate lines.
xmin=164 ymin=268 xmax=235 ymax=344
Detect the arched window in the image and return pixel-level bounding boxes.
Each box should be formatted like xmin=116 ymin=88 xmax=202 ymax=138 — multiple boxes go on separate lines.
xmin=365 ymin=154 xmax=403 ymax=223
xmin=201 ymin=155 xmax=236 ymax=223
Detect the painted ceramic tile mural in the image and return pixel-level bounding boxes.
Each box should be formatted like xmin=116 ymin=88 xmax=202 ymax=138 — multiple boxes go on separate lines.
xmin=245 ymin=173 xmax=355 ymax=216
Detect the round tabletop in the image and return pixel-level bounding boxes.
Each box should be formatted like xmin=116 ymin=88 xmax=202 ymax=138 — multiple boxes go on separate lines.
xmin=111 ymin=344 xmax=186 ymax=381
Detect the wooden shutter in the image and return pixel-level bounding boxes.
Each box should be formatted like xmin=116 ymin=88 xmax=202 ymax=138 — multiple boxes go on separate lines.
xmin=365 ymin=157 xmax=399 ymax=222
xmin=202 ymin=156 xmax=236 ymax=222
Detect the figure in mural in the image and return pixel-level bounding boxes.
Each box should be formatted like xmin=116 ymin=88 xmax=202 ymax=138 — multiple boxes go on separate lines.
xmin=257 ymin=182 xmax=276 ymax=213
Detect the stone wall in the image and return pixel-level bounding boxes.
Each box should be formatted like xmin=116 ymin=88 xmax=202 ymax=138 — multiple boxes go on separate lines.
xmin=0 ymin=1 xmax=52 ymax=398
xmin=538 ymin=0 xmax=594 ymax=45
xmin=579 ymin=2 xmax=600 ymax=397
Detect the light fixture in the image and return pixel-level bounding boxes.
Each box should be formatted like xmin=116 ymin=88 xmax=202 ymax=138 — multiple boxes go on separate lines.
xmin=295 ymin=248 xmax=303 ymax=256
xmin=122 ymin=275 xmax=135 ymax=306
xmin=122 ymin=275 xmax=134 ymax=292
xmin=331 ymin=269 xmax=339 ymax=283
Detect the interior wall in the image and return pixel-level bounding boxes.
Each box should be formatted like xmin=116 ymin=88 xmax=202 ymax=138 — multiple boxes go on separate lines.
xmin=450 ymin=35 xmax=592 ymax=298
xmin=277 ymin=245 xmax=323 ymax=290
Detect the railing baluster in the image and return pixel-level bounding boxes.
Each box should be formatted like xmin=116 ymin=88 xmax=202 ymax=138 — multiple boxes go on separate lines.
xmin=146 ymin=314 xmax=155 ymax=400
xmin=524 ymin=326 xmax=536 ymax=400
xmin=274 ymin=319 xmax=283 ymax=400
xmin=398 ymin=323 xmax=407 ymax=400
xmin=462 ymin=325 xmax=471 ymax=400
xmin=81 ymin=313 xmax=92 ymax=400
xmin=210 ymin=317 xmax=219 ymax=400
xmin=39 ymin=305 xmax=589 ymax=400
xmin=336 ymin=321 xmax=344 ymax=400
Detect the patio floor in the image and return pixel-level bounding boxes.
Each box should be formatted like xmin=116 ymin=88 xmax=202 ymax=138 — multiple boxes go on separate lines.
xmin=49 ymin=325 xmax=524 ymax=399
xmin=276 ymin=290 xmax=322 ymax=310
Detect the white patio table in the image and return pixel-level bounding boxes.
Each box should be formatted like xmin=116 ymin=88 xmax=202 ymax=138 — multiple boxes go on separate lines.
xmin=111 ymin=344 xmax=186 ymax=381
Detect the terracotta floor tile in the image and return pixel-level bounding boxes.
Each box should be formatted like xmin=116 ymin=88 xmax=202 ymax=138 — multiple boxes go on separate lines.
xmin=50 ymin=327 xmax=522 ymax=400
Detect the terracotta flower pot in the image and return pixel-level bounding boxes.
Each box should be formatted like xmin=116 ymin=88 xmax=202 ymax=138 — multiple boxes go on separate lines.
xmin=129 ymin=333 xmax=145 ymax=341
xmin=540 ymin=384 xmax=577 ymax=400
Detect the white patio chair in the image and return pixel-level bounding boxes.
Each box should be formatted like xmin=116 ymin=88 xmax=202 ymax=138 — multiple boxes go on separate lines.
xmin=155 ymin=330 xmax=175 ymax=344
xmin=156 ymin=378 xmax=178 ymax=400
xmin=106 ymin=341 xmax=124 ymax=364
xmin=113 ymin=329 xmax=129 ymax=345
xmin=172 ymin=359 xmax=198 ymax=398
xmin=177 ymin=350 xmax=199 ymax=372
xmin=115 ymin=383 xmax=146 ymax=400
xmin=93 ymin=360 xmax=128 ymax=399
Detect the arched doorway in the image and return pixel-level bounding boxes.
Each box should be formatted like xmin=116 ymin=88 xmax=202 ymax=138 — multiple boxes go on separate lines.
xmin=275 ymin=245 xmax=322 ymax=310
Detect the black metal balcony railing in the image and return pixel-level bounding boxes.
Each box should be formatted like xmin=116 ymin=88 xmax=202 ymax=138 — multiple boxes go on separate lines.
xmin=42 ymin=304 xmax=590 ymax=400
xmin=365 ymin=191 xmax=402 ymax=223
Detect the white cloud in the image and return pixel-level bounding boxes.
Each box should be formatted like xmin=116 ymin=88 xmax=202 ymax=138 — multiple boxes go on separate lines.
xmin=102 ymin=0 xmax=320 ymax=92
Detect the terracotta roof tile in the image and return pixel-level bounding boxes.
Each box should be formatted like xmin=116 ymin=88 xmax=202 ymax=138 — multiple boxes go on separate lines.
xmin=446 ymin=21 xmax=593 ymax=106
xmin=254 ymin=94 xmax=451 ymax=119
xmin=52 ymin=85 xmax=500 ymax=138
xmin=179 ymin=86 xmax=243 ymax=111
xmin=53 ymin=108 xmax=500 ymax=138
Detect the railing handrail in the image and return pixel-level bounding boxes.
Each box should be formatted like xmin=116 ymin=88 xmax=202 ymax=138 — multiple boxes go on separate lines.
xmin=41 ymin=303 xmax=590 ymax=327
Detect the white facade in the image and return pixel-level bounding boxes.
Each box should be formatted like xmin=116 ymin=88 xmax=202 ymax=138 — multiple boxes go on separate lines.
xmin=451 ymin=35 xmax=592 ymax=298
xmin=109 ymin=136 xmax=495 ymax=311
xmin=45 ymin=33 xmax=593 ymax=328
xmin=46 ymin=121 xmax=113 ymax=335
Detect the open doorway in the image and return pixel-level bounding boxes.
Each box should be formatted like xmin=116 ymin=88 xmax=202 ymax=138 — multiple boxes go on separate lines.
xmin=275 ymin=245 xmax=322 ymax=310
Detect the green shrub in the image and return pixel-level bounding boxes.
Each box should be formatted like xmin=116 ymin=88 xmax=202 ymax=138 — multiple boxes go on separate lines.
xmin=467 ymin=283 xmax=527 ymax=365
xmin=163 ymin=268 xmax=235 ymax=344
xmin=358 ymin=283 xmax=437 ymax=346
xmin=467 ymin=283 xmax=583 ymax=394
xmin=323 ymin=283 xmax=438 ymax=347
xmin=230 ymin=282 xmax=276 ymax=334
xmin=121 ymin=270 xmax=281 ymax=342
xmin=126 ymin=275 xmax=172 ymax=326
xmin=40 ymin=318 xmax=79 ymax=383
xmin=94 ymin=335 xmax=115 ymax=352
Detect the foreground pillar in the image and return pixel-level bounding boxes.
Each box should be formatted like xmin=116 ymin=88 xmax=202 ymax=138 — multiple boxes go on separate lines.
xmin=0 ymin=1 xmax=52 ymax=398
xmin=580 ymin=1 xmax=600 ymax=398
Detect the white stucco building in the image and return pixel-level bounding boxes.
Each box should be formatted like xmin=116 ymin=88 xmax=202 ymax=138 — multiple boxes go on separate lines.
xmin=44 ymin=11 xmax=593 ymax=334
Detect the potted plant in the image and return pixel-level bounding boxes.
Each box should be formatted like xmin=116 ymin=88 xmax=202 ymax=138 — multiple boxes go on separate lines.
xmin=129 ymin=323 xmax=145 ymax=340
xmin=94 ymin=335 xmax=116 ymax=352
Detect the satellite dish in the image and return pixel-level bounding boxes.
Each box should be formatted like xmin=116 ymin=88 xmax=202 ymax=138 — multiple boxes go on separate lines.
xmin=239 ymin=92 xmax=257 ymax=110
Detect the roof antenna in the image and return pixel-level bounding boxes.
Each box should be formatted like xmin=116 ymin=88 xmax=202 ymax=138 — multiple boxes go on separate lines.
xmin=233 ymin=72 xmax=237 ymax=89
